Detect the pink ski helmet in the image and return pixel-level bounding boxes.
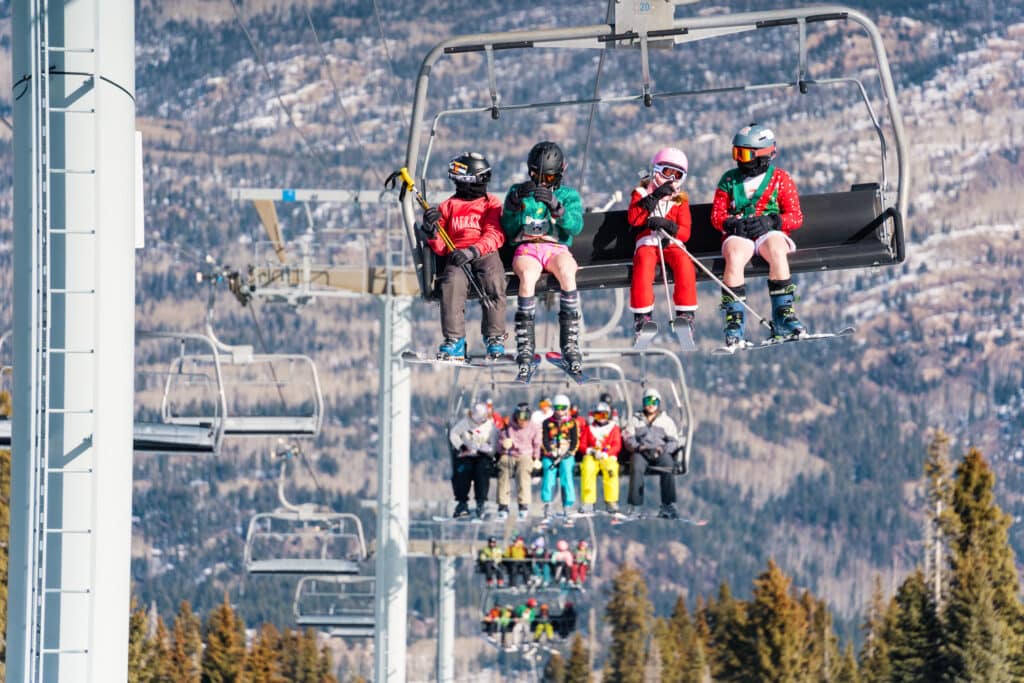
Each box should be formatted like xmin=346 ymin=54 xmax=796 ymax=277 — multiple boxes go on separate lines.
xmin=651 ymin=147 xmax=688 ymax=187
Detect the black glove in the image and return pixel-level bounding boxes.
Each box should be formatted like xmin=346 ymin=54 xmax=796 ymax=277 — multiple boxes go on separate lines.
xmin=740 ymin=214 xmax=781 ymax=240
xmin=646 ymin=216 xmax=677 ymax=239
xmin=449 ymin=246 xmax=480 ymax=268
xmin=637 ymin=182 xmax=675 ymax=212
xmin=532 ymin=186 xmax=564 ymax=219
xmin=723 ymin=217 xmax=743 ymax=236
xmin=505 ymin=181 xmax=537 ymax=212
xmin=422 ymin=207 xmax=441 ymax=237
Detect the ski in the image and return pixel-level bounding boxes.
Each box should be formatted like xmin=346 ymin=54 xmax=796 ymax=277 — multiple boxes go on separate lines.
xmin=544 ymin=352 xmax=598 ymax=385
xmin=609 ymin=511 xmax=708 ymax=526
xmin=514 ymin=354 xmax=542 ymax=384
xmin=711 ymin=326 xmax=855 ymax=355
xmin=402 ymin=350 xmax=518 ymax=367
xmin=669 ymin=317 xmax=698 ymax=352
xmin=631 ymin=320 xmax=659 ymax=350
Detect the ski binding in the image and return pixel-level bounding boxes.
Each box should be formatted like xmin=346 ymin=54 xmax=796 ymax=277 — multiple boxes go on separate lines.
xmin=712 ymin=326 xmax=855 ymax=355
xmin=669 ymin=316 xmax=698 ymax=352
xmin=544 ymin=352 xmax=598 ymax=385
xmin=632 ymin=320 xmax=659 ymax=350
xmin=402 ymin=350 xmax=518 ymax=367
xmin=514 ymin=354 xmax=542 ymax=384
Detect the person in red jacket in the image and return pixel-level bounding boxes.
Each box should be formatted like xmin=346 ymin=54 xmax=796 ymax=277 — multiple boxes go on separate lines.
xmin=577 ymin=400 xmax=622 ymax=514
xmin=422 ymin=152 xmax=507 ymax=360
xmin=710 ymin=124 xmax=806 ymax=349
xmin=626 ymin=147 xmax=698 ymax=346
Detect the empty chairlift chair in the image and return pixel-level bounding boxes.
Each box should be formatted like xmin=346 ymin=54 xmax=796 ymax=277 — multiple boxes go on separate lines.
xmin=293 ymin=575 xmax=376 ymax=638
xmin=243 ymin=453 xmax=367 ymax=576
xmin=163 ymin=322 xmax=325 ymax=439
xmin=134 ymin=331 xmax=228 ymax=455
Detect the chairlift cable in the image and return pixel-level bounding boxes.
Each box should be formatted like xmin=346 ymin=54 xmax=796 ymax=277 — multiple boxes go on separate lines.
xmin=228 ymin=0 xmax=332 ymax=173
xmin=368 ymin=0 xmax=411 ymax=138
xmin=301 ymin=3 xmax=383 ymax=187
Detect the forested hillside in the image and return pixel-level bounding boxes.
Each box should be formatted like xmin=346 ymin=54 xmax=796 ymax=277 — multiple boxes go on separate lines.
xmin=1 ymin=0 xmax=1024 ymax=678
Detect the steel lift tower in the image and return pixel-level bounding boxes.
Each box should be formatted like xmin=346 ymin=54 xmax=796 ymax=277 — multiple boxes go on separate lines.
xmin=10 ymin=0 xmax=137 ymax=681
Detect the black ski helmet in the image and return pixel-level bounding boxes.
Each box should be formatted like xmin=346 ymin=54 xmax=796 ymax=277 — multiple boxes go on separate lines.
xmin=527 ymin=141 xmax=566 ymax=187
xmin=448 ymin=152 xmax=492 ymax=185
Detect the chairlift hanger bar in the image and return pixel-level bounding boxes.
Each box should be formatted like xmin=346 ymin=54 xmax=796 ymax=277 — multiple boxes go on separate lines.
xmin=402 ymin=5 xmax=908 ymax=292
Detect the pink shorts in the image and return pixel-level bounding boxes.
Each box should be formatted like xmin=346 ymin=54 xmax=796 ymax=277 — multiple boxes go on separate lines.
xmin=514 ymin=242 xmax=570 ymax=269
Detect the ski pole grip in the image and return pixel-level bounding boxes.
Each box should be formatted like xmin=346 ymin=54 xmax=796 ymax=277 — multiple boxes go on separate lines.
xmin=399 ymin=167 xmax=415 ymax=188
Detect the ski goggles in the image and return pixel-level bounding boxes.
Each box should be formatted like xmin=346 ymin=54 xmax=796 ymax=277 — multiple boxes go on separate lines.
xmin=653 ymin=164 xmax=687 ymax=181
xmin=514 ymin=409 xmax=531 ymax=421
xmin=529 ymin=170 xmax=560 ymax=186
xmin=591 ymin=410 xmax=610 ymax=422
xmin=642 ymin=396 xmax=660 ymax=407
xmin=448 ymin=160 xmax=490 ymax=184
xmin=732 ymin=145 xmax=775 ymax=163
xmin=553 ymin=403 xmax=570 ymax=411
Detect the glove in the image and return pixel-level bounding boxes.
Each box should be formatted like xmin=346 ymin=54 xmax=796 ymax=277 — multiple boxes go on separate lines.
xmin=449 ymin=246 xmax=479 ymax=268
xmin=531 ymin=459 xmax=543 ymax=472
xmin=740 ymin=214 xmax=780 ymax=240
xmin=646 ymin=216 xmax=677 ymax=239
xmin=501 ymin=437 xmax=514 ymax=451
xmin=637 ymin=182 xmax=675 ymax=212
xmin=506 ymin=181 xmax=536 ymax=211
xmin=422 ymin=207 xmax=441 ymax=237
xmin=532 ymin=185 xmax=564 ymax=219
xmin=723 ymin=217 xmax=743 ymax=236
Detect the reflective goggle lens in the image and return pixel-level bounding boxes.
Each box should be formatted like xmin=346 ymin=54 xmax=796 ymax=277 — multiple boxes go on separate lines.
xmin=554 ymin=404 xmax=569 ymax=411
xmin=529 ymin=170 xmax=559 ymax=185
xmin=732 ymin=146 xmax=772 ymax=163
xmin=643 ymin=396 xmax=660 ymax=406
xmin=654 ymin=164 xmax=686 ymax=181
xmin=592 ymin=411 xmax=609 ymax=421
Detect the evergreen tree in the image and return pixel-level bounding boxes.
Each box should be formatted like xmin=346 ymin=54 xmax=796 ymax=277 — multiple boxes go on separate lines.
xmin=835 ymin=643 xmax=861 ymax=683
xmin=604 ymin=564 xmax=652 ymax=683
xmin=887 ymin=570 xmax=942 ymax=683
xmin=542 ymin=651 xmax=566 ymax=682
xmin=654 ymin=618 xmax=679 ymax=683
xmin=858 ymin=576 xmax=894 ymax=683
xmin=660 ymin=596 xmax=704 ymax=683
xmin=277 ymin=628 xmax=328 ymax=683
xmin=703 ymin=582 xmax=750 ymax=682
xmin=947 ymin=447 xmax=1024 ymax=675
xmin=170 ymin=601 xmax=203 ymax=683
xmin=318 ymin=644 xmax=338 ymax=683
xmin=746 ymin=559 xmax=809 ymax=683
xmin=128 ymin=597 xmax=158 ymax=683
xmin=244 ymin=623 xmax=285 ymax=683
xmin=201 ymin=593 xmax=246 ymax=683
xmin=151 ymin=616 xmax=175 ymax=683
xmin=802 ymin=592 xmax=842 ymax=683
xmin=940 ymin=544 xmax=1012 ymax=682
xmin=564 ymin=634 xmax=592 ymax=683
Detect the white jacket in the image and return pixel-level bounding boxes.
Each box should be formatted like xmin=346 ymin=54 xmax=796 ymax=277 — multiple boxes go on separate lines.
xmin=449 ymin=416 xmax=498 ymax=455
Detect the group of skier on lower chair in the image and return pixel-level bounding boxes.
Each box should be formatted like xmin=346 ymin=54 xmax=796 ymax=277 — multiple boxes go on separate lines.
xmin=420 ymin=122 xmax=809 ymax=372
xmin=449 ymin=386 xmax=685 ymax=520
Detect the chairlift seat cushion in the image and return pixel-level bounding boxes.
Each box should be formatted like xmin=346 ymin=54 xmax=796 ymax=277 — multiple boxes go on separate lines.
xmin=424 ymin=187 xmax=901 ymax=297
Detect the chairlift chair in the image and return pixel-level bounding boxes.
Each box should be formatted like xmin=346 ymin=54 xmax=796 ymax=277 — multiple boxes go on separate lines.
xmin=399 ymin=6 xmax=907 ymax=301
xmin=0 ymin=331 xmax=10 ymax=447
xmin=243 ymin=455 xmax=368 ymax=576
xmin=292 ymin=575 xmax=375 ymax=637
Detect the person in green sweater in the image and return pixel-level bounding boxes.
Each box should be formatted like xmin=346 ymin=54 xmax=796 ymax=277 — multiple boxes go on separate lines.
xmin=501 ymin=141 xmax=585 ymax=376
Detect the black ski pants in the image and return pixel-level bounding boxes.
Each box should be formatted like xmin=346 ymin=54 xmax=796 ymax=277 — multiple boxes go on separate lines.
xmin=627 ymin=450 xmax=676 ymax=506
xmin=439 ymin=251 xmax=507 ymax=340
xmin=452 ymin=454 xmax=492 ymax=506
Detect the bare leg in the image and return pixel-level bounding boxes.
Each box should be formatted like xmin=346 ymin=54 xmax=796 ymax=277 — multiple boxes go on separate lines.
xmin=722 ymin=237 xmax=755 ymax=288
xmin=758 ymin=233 xmax=792 ymax=281
xmin=513 ymin=256 xmax=542 ymax=297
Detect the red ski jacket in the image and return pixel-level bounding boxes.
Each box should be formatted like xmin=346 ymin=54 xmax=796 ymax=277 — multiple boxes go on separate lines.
xmin=626 ymin=185 xmax=692 ymax=248
xmin=426 ymin=194 xmax=505 ymax=256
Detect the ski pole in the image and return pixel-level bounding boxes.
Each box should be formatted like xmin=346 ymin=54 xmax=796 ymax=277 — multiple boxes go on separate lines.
xmin=385 ymin=168 xmax=496 ymax=308
xmin=654 ymin=235 xmax=677 ymax=328
xmin=657 ymin=229 xmax=772 ymax=330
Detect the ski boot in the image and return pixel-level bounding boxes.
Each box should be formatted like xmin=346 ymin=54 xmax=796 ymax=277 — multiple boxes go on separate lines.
xmin=485 ymin=334 xmax=506 ymax=360
xmin=453 ymin=501 xmax=470 ymax=518
xmin=673 ymin=310 xmax=697 ymax=349
xmin=632 ymin=313 xmax=656 ymax=347
xmin=542 ymin=503 xmax=552 ymax=521
xmin=514 ymin=311 xmax=536 ymax=378
xmin=605 ymin=502 xmax=620 ymax=515
xmin=720 ymin=294 xmax=747 ymax=349
xmin=437 ymin=337 xmax=467 ymax=361
xmin=475 ymin=504 xmax=487 ymax=520
xmin=496 ymin=504 xmax=509 ymax=521
xmin=769 ymin=284 xmax=807 ymax=340
xmin=658 ymin=503 xmax=681 ymax=520
xmin=517 ymin=506 xmax=529 ymax=522
xmin=559 ymin=310 xmax=583 ymax=374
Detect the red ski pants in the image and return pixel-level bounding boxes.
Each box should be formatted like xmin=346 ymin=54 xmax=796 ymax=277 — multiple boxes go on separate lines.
xmin=630 ymin=244 xmax=697 ymax=313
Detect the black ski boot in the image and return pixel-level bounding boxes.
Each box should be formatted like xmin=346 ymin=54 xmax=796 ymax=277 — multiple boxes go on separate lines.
xmin=559 ymin=310 xmax=583 ymax=374
xmin=514 ymin=310 xmax=536 ymax=377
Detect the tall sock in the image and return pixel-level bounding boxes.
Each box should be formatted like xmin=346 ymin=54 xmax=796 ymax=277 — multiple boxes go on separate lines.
xmin=559 ymin=289 xmax=580 ymax=315
xmin=767 ymin=279 xmax=792 ymax=296
xmin=518 ymin=295 xmax=537 ymax=316
xmin=722 ymin=284 xmax=746 ymax=300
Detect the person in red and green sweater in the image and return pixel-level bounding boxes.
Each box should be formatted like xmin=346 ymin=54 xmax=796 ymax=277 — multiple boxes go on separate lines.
xmin=710 ymin=123 xmax=806 ymax=348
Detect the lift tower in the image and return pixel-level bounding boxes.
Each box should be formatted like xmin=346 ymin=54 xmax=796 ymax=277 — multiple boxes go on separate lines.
xmin=10 ymin=0 xmax=137 ymax=681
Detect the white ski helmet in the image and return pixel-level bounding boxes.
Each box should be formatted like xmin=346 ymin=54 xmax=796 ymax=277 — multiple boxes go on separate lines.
xmin=651 ymin=147 xmax=688 ymax=187
xmin=471 ymin=402 xmax=489 ymax=422
xmin=643 ymin=387 xmax=662 ymax=404
xmin=553 ymin=394 xmax=571 ymax=410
